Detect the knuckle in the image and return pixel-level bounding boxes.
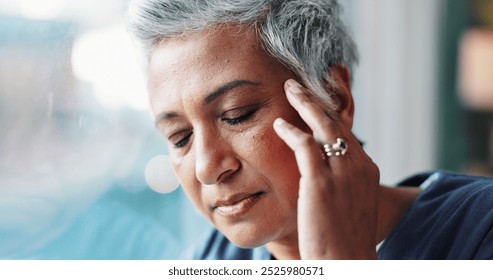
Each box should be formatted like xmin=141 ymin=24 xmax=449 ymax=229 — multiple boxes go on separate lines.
xmin=299 ymin=98 xmax=318 ymax=111
xmin=370 ymin=162 xmax=380 ymax=181
xmin=320 ymin=117 xmax=334 ymax=130
xmin=318 ymin=118 xmax=334 ymax=132
xmin=359 ymin=160 xmax=380 ymax=183
xmin=296 ymin=134 xmax=316 ymax=147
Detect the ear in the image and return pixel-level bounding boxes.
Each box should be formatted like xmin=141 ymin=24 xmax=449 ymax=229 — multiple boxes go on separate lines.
xmin=325 ymin=64 xmax=355 ymax=129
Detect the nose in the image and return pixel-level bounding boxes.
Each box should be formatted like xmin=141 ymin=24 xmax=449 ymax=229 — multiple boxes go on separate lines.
xmin=194 ymin=130 xmax=240 ymax=185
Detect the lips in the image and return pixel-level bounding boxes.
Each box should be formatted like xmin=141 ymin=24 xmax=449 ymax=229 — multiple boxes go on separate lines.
xmin=213 ymin=192 xmax=264 ymax=217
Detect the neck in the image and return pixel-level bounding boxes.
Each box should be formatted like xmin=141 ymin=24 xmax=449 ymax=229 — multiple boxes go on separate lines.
xmin=265 ymin=232 xmax=301 ymax=260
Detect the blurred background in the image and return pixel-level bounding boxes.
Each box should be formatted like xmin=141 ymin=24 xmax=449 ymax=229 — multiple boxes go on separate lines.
xmin=0 ymin=0 xmax=492 ymax=259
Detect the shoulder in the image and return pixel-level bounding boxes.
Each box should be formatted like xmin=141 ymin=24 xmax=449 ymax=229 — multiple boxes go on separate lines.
xmin=379 ymin=171 xmax=493 ymax=259
xmin=397 ymin=171 xmax=493 ymax=209
xmin=421 ymin=172 xmax=493 ymax=222
xmin=181 ymin=228 xmax=271 ymax=260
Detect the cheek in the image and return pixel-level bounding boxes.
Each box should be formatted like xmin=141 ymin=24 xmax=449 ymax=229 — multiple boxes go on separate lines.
xmin=171 ymin=155 xmax=188 ymax=186
xmin=171 ymin=156 xmax=206 ymax=211
xmin=247 ymin=126 xmax=301 ymax=198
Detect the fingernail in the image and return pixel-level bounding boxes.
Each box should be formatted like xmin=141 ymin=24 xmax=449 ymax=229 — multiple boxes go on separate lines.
xmin=274 ymin=118 xmax=286 ymax=127
xmin=285 ymin=79 xmax=303 ymax=94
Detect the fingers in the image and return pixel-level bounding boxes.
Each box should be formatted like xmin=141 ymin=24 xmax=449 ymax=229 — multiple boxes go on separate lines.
xmin=273 ymin=118 xmax=327 ymax=178
xmin=284 ymin=79 xmax=344 ymax=144
xmin=281 ymin=79 xmax=373 ymax=176
xmin=276 ymin=80 xmax=381 ymax=259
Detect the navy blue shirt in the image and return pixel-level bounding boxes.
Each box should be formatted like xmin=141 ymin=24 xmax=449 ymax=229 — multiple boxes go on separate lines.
xmin=184 ymin=171 xmax=493 ymax=259
xmin=379 ymin=171 xmax=493 ymax=259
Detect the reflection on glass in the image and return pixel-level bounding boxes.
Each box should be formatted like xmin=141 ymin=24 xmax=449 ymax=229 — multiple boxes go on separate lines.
xmin=0 ymin=1 xmax=210 ymax=259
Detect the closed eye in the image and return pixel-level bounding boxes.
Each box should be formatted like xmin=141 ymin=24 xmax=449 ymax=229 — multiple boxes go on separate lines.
xmin=170 ymin=129 xmax=193 ymax=149
xmin=221 ymin=109 xmax=257 ymax=125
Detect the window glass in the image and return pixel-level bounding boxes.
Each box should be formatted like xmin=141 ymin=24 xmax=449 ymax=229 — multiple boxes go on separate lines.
xmin=0 ymin=0 xmax=210 ymax=259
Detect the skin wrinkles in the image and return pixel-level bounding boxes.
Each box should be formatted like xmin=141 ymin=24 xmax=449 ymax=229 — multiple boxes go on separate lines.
xmin=156 ymin=83 xmax=279 ymax=146
xmin=154 ymin=79 xmax=261 ymax=128
xmin=148 ymin=24 xmax=423 ymax=260
xmin=148 ymin=25 xmax=310 ymax=249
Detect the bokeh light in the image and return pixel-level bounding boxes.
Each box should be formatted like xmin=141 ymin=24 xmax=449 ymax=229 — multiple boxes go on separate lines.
xmin=145 ymin=155 xmax=180 ymax=194
xmin=71 ymin=24 xmax=149 ymax=111
xmin=19 ymin=0 xmax=66 ymax=20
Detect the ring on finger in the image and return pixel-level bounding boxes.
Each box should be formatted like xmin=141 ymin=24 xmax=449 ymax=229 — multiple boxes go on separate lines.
xmin=323 ymin=138 xmax=348 ymax=158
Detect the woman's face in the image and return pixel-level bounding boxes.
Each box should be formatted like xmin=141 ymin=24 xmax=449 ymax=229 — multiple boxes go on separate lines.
xmin=148 ymin=26 xmax=309 ymax=247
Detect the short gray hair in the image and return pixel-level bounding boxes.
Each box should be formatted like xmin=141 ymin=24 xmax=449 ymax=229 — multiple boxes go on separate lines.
xmin=127 ymin=0 xmax=358 ymax=109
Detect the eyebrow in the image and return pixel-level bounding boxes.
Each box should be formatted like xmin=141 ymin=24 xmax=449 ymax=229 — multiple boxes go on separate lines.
xmin=203 ymin=80 xmax=260 ymax=105
xmin=155 ymin=79 xmax=260 ymax=127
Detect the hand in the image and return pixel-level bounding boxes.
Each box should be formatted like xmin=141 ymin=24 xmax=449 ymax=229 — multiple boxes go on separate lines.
xmin=273 ymin=79 xmax=380 ymax=259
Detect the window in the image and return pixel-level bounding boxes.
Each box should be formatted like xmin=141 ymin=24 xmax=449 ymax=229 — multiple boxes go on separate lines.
xmin=0 ymin=0 xmax=209 ymax=260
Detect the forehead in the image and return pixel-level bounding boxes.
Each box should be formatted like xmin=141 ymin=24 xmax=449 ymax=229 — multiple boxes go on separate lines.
xmin=147 ymin=25 xmax=285 ymax=113
xmin=151 ymin=28 xmax=257 ymax=70
xmin=148 ymin=26 xmax=262 ymax=85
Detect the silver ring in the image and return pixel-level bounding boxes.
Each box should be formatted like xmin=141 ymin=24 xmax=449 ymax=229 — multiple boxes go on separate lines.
xmin=323 ymin=138 xmax=348 ymax=157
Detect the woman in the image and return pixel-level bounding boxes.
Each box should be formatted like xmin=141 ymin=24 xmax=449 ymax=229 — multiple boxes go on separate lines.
xmin=127 ymin=0 xmax=493 ymax=259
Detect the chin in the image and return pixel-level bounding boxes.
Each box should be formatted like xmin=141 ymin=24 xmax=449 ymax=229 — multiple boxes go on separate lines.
xmin=221 ymin=224 xmax=283 ymax=249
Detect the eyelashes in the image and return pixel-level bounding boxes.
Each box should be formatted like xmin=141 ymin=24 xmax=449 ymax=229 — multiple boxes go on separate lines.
xmin=221 ymin=109 xmax=257 ymax=125
xmin=173 ymin=131 xmax=192 ymax=148
xmin=171 ymin=107 xmax=259 ymax=149
xmin=169 ymin=128 xmax=192 ymax=148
